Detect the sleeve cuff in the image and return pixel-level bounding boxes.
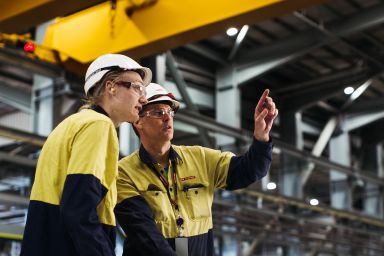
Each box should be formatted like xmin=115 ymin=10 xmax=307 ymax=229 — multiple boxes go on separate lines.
xmin=252 ymin=137 xmax=273 ymax=152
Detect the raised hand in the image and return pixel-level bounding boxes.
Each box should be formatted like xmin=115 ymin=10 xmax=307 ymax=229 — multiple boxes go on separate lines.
xmin=254 ymin=89 xmax=278 ymax=142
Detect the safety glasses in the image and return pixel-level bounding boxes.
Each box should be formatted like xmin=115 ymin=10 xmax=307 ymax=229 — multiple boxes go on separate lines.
xmin=114 ymin=81 xmax=146 ymax=97
xmin=139 ymin=108 xmax=175 ymax=118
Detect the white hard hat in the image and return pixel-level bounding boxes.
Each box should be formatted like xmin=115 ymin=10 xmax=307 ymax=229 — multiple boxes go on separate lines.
xmin=84 ymin=53 xmax=152 ymax=95
xmin=145 ymin=83 xmax=180 ymax=111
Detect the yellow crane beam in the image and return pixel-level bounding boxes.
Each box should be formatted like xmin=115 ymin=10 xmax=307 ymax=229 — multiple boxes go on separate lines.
xmin=42 ymin=0 xmax=328 ymax=73
xmin=0 ymin=0 xmax=105 ymax=33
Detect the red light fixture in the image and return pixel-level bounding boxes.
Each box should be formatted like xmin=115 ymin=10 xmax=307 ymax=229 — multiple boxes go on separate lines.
xmin=23 ymin=42 xmax=36 ymax=53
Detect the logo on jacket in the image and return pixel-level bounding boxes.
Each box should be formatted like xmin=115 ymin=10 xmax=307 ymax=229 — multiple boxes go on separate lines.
xmin=180 ymin=176 xmax=196 ymax=181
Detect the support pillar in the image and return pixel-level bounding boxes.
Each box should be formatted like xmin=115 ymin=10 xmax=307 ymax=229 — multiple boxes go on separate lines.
xmin=330 ymin=133 xmax=352 ymax=210
xmin=32 ymin=75 xmax=54 ymax=136
xmin=280 ymin=111 xmax=304 ymax=198
xmin=279 ymin=110 xmax=304 ymax=256
xmin=216 ymin=65 xmax=241 ymax=150
xmin=32 ymin=20 xmax=56 ymax=136
xmin=361 ymin=143 xmax=383 ymax=216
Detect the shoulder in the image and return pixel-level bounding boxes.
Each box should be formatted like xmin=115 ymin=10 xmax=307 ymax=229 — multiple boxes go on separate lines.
xmin=173 ymin=145 xmax=222 ymax=154
xmin=76 ymin=109 xmax=114 ymax=125
xmin=172 ymin=145 xmax=204 ymax=156
xmin=119 ymin=150 xmax=141 ymax=170
xmin=63 ymin=109 xmax=115 ymax=134
xmin=173 ymin=145 xmax=235 ymax=161
xmin=172 ymin=145 xmax=225 ymax=158
xmin=63 ymin=110 xmax=117 ymax=145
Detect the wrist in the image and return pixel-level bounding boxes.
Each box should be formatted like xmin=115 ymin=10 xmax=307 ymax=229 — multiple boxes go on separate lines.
xmin=254 ymin=134 xmax=269 ymax=142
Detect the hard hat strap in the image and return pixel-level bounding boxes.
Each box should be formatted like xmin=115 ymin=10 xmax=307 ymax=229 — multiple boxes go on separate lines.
xmin=85 ymin=65 xmax=121 ymax=83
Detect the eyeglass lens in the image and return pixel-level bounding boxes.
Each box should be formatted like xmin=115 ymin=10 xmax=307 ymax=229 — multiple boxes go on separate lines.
xmin=131 ymin=83 xmax=146 ymax=97
xmin=114 ymin=81 xmax=146 ymax=97
xmin=142 ymin=109 xmax=174 ymax=118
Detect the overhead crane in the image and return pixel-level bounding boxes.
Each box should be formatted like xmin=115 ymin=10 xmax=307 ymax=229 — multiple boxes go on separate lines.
xmin=1 ymin=0 xmax=328 ymax=75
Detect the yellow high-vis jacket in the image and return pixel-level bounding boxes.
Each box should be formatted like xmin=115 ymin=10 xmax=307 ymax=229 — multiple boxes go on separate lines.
xmin=21 ymin=106 xmax=119 ymax=256
xmin=115 ymin=139 xmax=272 ymax=256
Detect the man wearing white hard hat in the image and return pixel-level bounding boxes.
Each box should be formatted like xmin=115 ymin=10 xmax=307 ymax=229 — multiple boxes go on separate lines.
xmin=21 ymin=53 xmax=151 ymax=256
xmin=115 ymin=83 xmax=278 ymax=256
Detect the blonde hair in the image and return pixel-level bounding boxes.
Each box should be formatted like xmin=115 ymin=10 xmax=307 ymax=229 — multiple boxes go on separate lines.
xmin=80 ymin=70 xmax=123 ymax=110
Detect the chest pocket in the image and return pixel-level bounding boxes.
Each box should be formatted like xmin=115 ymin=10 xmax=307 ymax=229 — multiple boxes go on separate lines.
xmin=141 ymin=188 xmax=173 ymax=222
xmin=182 ymin=183 xmax=211 ymax=220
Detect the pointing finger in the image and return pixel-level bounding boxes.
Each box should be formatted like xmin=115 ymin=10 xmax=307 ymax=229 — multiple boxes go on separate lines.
xmin=256 ymin=89 xmax=269 ymax=113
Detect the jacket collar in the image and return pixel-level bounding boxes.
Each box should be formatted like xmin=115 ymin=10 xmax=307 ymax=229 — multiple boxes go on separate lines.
xmin=139 ymin=144 xmax=182 ymax=167
xmin=92 ymin=105 xmax=109 ymax=117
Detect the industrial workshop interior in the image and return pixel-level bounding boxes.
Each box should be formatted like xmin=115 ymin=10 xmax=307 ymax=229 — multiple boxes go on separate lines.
xmin=1 ymin=0 xmax=384 ymax=255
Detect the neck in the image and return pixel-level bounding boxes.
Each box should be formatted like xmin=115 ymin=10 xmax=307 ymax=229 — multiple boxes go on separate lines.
xmin=142 ymin=140 xmax=171 ymax=168
xmin=98 ymin=103 xmax=120 ymax=127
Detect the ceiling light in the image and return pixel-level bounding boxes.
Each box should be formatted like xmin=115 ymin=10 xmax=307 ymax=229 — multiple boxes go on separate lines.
xmin=344 ymin=86 xmax=354 ymax=95
xmin=236 ymin=25 xmax=249 ymax=42
xmin=350 ymin=79 xmax=371 ymax=101
xmin=310 ymin=198 xmax=319 ymax=206
xmin=266 ymin=182 xmax=276 ymax=190
xmin=226 ymin=27 xmax=238 ymax=36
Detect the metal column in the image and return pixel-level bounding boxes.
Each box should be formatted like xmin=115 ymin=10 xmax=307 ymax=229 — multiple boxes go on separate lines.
xmin=279 ymin=111 xmax=304 ymax=256
xmin=280 ymin=111 xmax=305 ymax=198
xmin=361 ymin=144 xmax=383 ymax=216
xmin=216 ymin=65 xmax=241 ymax=150
xmin=330 ymin=133 xmax=352 ymax=210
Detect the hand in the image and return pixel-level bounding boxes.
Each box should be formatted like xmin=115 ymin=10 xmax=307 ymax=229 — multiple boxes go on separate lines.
xmin=254 ymin=89 xmax=278 ymax=142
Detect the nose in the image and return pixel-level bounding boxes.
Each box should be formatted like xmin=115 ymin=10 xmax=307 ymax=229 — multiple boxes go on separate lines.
xmin=162 ymin=111 xmax=171 ymax=121
xmin=139 ymin=95 xmax=148 ymax=105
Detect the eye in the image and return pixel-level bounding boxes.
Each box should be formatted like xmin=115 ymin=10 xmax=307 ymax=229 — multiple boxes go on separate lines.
xmin=153 ymin=110 xmax=164 ymax=117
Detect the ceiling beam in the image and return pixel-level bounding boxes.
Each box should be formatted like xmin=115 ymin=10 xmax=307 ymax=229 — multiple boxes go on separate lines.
xmin=184 ymin=44 xmax=227 ymax=66
xmin=0 ymin=48 xmax=62 ymax=78
xmin=279 ymin=83 xmax=346 ymax=111
xmin=234 ymin=4 xmax=384 ymax=84
xmin=0 ymin=78 xmax=31 ymax=113
xmin=342 ymin=111 xmax=384 ymax=132
xmin=0 ymin=48 xmax=83 ymax=93
xmin=0 ymin=0 xmax=105 ymax=33
xmin=0 ymin=193 xmax=29 ymax=207
xmin=41 ymin=0 xmax=327 ymax=70
xmin=343 ymin=97 xmax=384 ymax=115
xmin=274 ymin=67 xmax=369 ymax=95
xmin=0 ymin=152 xmax=36 ymax=167
xmin=0 ymin=124 xmax=45 ymax=146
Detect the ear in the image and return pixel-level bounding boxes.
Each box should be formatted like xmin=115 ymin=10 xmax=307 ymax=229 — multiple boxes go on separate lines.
xmin=105 ymin=80 xmax=116 ymax=95
xmin=134 ymin=119 xmax=143 ymax=129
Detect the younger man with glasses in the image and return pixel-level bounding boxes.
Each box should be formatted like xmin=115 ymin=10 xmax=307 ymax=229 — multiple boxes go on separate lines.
xmin=21 ymin=54 xmax=151 ymax=256
xmin=115 ymin=83 xmax=278 ymax=256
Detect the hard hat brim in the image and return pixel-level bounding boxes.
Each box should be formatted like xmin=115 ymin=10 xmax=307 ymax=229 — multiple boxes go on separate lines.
xmin=140 ymin=67 xmax=152 ymax=87
xmin=147 ymin=95 xmax=180 ymax=111
xmin=84 ymin=67 xmax=152 ymax=95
